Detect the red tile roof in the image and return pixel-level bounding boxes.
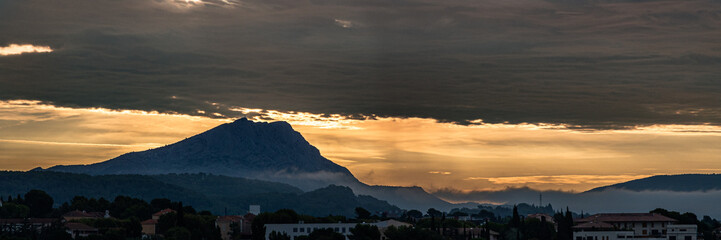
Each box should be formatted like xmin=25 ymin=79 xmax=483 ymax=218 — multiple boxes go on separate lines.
xmin=65 ymin=222 xmax=98 ymax=231
xmin=141 ymin=219 xmax=158 ymax=225
xmin=217 ymin=215 xmax=244 ymax=222
xmin=573 ymin=221 xmax=616 ymax=229
xmin=153 ymin=208 xmax=176 ymax=216
xmin=576 ymin=213 xmax=677 ymax=223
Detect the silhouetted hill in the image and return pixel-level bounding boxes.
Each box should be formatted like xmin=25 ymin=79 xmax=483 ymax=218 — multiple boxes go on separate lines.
xmin=44 ymin=118 xmax=452 ymax=211
xmin=48 ymin=118 xmax=357 ymax=190
xmin=587 ymin=174 xmax=721 ymax=192
xmin=0 ymin=171 xmax=399 ymax=217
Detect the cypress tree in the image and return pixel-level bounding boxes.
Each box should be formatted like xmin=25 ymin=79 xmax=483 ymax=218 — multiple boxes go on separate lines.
xmin=511 ymin=205 xmax=521 ymax=228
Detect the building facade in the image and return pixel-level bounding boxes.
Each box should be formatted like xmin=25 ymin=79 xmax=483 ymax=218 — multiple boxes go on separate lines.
xmin=265 ymin=220 xmax=412 ymax=240
xmin=573 ymin=213 xmax=696 ymax=240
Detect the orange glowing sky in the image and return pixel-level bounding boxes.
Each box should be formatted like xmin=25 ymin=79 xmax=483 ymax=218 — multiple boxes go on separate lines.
xmin=3 ymin=99 xmax=721 ymax=192
xmin=2 ymin=0 xmax=721 ymax=194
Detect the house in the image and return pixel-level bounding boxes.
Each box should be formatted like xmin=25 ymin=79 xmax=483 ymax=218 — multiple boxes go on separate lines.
xmin=446 ymin=227 xmax=499 ymax=240
xmin=62 ymin=210 xmax=110 ymax=221
xmin=216 ymin=215 xmax=257 ymax=240
xmin=0 ymin=218 xmax=58 ymax=233
xmin=141 ymin=219 xmax=159 ymax=236
xmin=573 ymin=213 xmax=696 ymax=240
xmin=141 ymin=208 xmax=177 ymax=236
xmin=264 ymin=220 xmax=412 ymax=240
xmin=528 ymin=213 xmax=557 ymax=229
xmin=65 ymin=222 xmax=99 ymax=239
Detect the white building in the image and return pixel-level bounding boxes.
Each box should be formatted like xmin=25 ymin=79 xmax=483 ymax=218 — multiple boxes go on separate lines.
xmin=250 ymin=205 xmax=261 ymax=215
xmin=573 ymin=213 xmax=696 ymax=240
xmin=265 ymin=220 xmax=412 ymax=240
xmin=666 ymin=224 xmax=697 ymax=240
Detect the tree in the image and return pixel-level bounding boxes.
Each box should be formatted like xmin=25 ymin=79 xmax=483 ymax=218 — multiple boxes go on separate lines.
xmin=24 ymin=189 xmax=53 ymax=217
xmin=308 ymin=228 xmax=345 ymax=240
xmin=349 ymin=224 xmax=380 ymax=240
xmin=165 ymin=226 xmax=192 ymax=240
xmin=510 ymin=205 xmax=521 ymax=228
xmin=269 ymin=231 xmax=292 ymax=240
xmin=0 ymin=202 xmax=30 ymax=218
xmin=406 ymin=210 xmax=423 ymax=219
xmin=384 ymin=226 xmax=443 ymax=240
xmin=427 ymin=208 xmax=442 ymax=218
xmin=355 ymin=207 xmax=371 ymax=220
xmin=151 ymin=198 xmax=172 ymax=211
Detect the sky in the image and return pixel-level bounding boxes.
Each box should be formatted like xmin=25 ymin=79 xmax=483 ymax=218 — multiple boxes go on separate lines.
xmin=1 ymin=0 xmax=721 ymax=193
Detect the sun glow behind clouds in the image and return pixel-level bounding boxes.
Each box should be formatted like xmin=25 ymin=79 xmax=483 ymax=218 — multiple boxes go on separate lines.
xmin=3 ymin=99 xmax=721 ymax=191
xmin=0 ymin=44 xmax=53 ymax=56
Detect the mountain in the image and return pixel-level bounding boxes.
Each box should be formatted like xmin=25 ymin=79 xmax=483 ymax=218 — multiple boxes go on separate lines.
xmin=0 ymin=171 xmax=400 ymax=217
xmin=431 ymin=175 xmax=721 ymax=218
xmin=48 ymin=118 xmax=357 ymax=190
xmin=46 ymin=118 xmax=452 ymax=211
xmin=586 ymin=174 xmax=721 ymax=192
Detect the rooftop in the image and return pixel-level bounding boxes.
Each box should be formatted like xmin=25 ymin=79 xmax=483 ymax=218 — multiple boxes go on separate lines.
xmin=65 ymin=222 xmax=98 ymax=231
xmin=576 ymin=213 xmax=677 ymax=223
xmin=153 ymin=208 xmax=176 ymax=216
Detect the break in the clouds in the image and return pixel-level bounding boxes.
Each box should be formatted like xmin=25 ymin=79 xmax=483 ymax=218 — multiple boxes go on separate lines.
xmin=1 ymin=0 xmax=721 ymax=129
xmin=0 ymin=44 xmax=52 ymax=56
xmin=4 ymin=99 xmax=721 ymax=192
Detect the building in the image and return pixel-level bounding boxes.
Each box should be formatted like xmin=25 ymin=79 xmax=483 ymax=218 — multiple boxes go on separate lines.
xmin=62 ymin=210 xmax=110 ymax=221
xmin=216 ymin=214 xmax=255 ymax=240
xmin=573 ymin=213 xmax=696 ymax=240
xmin=141 ymin=208 xmax=176 ymax=236
xmin=217 ymin=215 xmax=244 ymax=240
xmin=667 ymin=224 xmax=697 ymax=240
xmin=65 ymin=222 xmax=99 ymax=239
xmin=265 ymin=220 xmax=412 ymax=240
xmin=249 ymin=205 xmax=261 ymax=215
xmin=0 ymin=218 xmax=58 ymax=233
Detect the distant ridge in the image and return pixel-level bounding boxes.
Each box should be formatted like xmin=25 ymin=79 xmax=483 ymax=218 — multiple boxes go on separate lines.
xmin=45 ymin=118 xmax=453 ymax=211
xmin=0 ymin=171 xmax=400 ymax=216
xmin=586 ymin=174 xmax=721 ymax=192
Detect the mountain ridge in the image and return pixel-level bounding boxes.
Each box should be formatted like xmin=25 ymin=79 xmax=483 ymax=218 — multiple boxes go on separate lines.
xmin=0 ymin=171 xmax=400 ymax=216
xmin=45 ymin=118 xmax=452 ymax=211
xmin=586 ymin=174 xmax=721 ymax=193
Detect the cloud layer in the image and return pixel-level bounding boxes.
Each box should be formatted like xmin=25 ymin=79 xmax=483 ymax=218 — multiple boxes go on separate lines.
xmin=1 ymin=0 xmax=720 ymax=128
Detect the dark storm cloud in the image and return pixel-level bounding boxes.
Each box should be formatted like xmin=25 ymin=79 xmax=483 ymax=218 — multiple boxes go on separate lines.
xmin=2 ymin=0 xmax=721 ymax=128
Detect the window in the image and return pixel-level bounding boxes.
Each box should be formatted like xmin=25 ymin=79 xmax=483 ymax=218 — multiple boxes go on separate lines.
xmin=651 ymin=223 xmax=654 ymax=227
xmin=307 ymin=228 xmax=311 ymax=233
xmin=577 ymin=237 xmax=583 ymax=240
xmin=293 ymin=228 xmax=298 ymax=233
xmin=680 ymin=229 xmax=687 ymax=232
xmin=669 ymin=236 xmax=676 ymax=240
xmin=334 ymin=227 xmax=339 ymax=232
xmin=643 ymin=223 xmax=647 ymax=228
xmin=300 ymin=228 xmax=304 ymax=233
xmin=642 ymin=230 xmax=647 ymax=235
xmin=342 ymin=228 xmax=346 ymax=233
xmin=685 ymin=236 xmax=692 ymax=240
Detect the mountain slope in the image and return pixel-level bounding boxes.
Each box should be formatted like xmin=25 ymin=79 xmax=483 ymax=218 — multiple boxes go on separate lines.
xmin=46 ymin=118 xmax=452 ymax=210
xmin=48 ymin=118 xmax=358 ymax=190
xmin=0 ymin=171 xmax=399 ymax=216
xmin=586 ymin=174 xmax=721 ymax=192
